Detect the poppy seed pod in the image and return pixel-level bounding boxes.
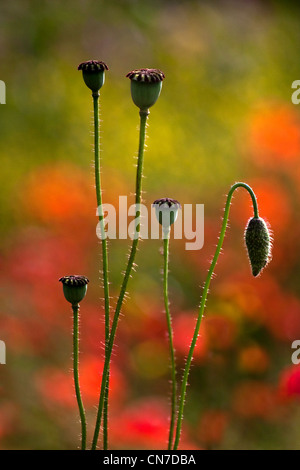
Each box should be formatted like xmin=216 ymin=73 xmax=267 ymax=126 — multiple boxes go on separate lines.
xmin=59 ymin=275 xmax=89 ymax=305
xmin=245 ymin=217 xmax=271 ymax=277
xmin=153 ymin=198 xmax=181 ymax=232
xmin=78 ymin=60 xmax=108 ymax=93
xmin=126 ymin=68 xmax=165 ymax=111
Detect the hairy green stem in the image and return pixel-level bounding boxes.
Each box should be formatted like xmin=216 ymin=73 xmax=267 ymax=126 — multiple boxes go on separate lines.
xmin=93 ymin=92 xmax=110 ymax=449
xmin=173 ymin=182 xmax=259 ymax=450
xmin=163 ymin=235 xmax=177 ymax=450
xmin=72 ymin=304 xmax=87 ymax=450
xmin=91 ymin=109 xmax=149 ymax=450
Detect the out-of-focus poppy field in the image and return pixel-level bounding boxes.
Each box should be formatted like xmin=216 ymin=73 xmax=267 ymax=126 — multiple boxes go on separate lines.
xmin=1 ymin=0 xmax=300 ymax=450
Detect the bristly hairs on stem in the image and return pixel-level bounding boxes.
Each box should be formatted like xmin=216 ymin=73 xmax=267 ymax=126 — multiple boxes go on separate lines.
xmin=59 ymin=275 xmax=89 ymax=449
xmin=92 ymin=89 xmax=111 ymax=451
xmin=78 ymin=60 xmax=111 ymax=450
xmin=173 ymin=182 xmax=271 ymax=450
xmin=90 ymin=68 xmax=165 ymax=450
xmin=153 ymin=198 xmax=181 ymax=449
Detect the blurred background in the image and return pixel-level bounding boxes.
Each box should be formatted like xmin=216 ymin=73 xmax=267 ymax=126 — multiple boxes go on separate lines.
xmin=1 ymin=0 xmax=300 ymax=450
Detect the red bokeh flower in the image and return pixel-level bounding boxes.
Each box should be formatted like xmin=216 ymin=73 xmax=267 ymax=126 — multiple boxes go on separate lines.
xmin=109 ymin=398 xmax=197 ymax=449
xmin=109 ymin=398 xmax=169 ymax=449
xmin=35 ymin=356 xmax=126 ymax=409
xmin=263 ymin=293 xmax=300 ymax=343
xmin=2 ymin=232 xmax=88 ymax=285
xmin=172 ymin=311 xmax=207 ymax=362
xmin=278 ymin=365 xmax=300 ymax=401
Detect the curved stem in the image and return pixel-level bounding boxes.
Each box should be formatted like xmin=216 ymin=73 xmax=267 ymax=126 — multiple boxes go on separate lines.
xmin=91 ymin=109 xmax=149 ymax=450
xmin=72 ymin=304 xmax=87 ymax=450
xmin=163 ymin=235 xmax=177 ymax=450
xmin=173 ymin=182 xmax=259 ymax=450
xmin=93 ymin=92 xmax=110 ymax=450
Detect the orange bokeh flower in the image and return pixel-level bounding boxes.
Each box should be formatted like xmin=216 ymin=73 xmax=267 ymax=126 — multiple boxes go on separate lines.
xmin=198 ymin=410 xmax=228 ymax=447
xmin=0 ymin=403 xmax=18 ymax=440
xmin=217 ymin=276 xmax=265 ymax=324
xmin=204 ymin=313 xmax=237 ymax=351
xmin=230 ymin=177 xmax=290 ymax=236
xmin=238 ymin=345 xmax=270 ymax=375
xmin=232 ymin=381 xmax=277 ymax=419
xmin=247 ymin=103 xmax=300 ymax=165
xmin=20 ymin=164 xmax=94 ymax=227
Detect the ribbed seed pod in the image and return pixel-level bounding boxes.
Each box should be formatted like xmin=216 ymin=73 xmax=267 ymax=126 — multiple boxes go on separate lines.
xmin=126 ymin=68 xmax=165 ymax=111
xmin=153 ymin=197 xmax=181 ymax=228
xmin=78 ymin=60 xmax=108 ymax=93
xmin=245 ymin=217 xmax=271 ymax=277
xmin=59 ymin=275 xmax=89 ymax=305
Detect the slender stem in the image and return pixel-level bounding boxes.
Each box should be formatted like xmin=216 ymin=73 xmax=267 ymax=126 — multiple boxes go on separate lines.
xmin=93 ymin=92 xmax=110 ymax=450
xmin=173 ymin=182 xmax=259 ymax=450
xmin=91 ymin=109 xmax=149 ymax=450
xmin=72 ymin=304 xmax=87 ymax=450
xmin=163 ymin=235 xmax=177 ymax=450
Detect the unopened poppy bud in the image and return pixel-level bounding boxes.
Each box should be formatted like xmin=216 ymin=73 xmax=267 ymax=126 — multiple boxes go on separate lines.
xmin=153 ymin=198 xmax=181 ymax=234
xmin=78 ymin=60 xmax=108 ymax=93
xmin=59 ymin=275 xmax=89 ymax=305
xmin=245 ymin=217 xmax=271 ymax=277
xmin=126 ymin=68 xmax=165 ymax=112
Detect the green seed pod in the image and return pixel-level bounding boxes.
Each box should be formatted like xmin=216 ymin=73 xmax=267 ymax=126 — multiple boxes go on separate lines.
xmin=59 ymin=275 xmax=89 ymax=305
xmin=153 ymin=198 xmax=181 ymax=233
xmin=245 ymin=217 xmax=271 ymax=277
xmin=78 ymin=60 xmax=108 ymax=93
xmin=126 ymin=69 xmax=165 ymax=112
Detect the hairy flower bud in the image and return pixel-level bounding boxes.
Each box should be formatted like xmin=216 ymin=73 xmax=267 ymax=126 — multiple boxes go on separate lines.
xmin=59 ymin=275 xmax=89 ymax=305
xmin=126 ymin=68 xmax=165 ymax=111
xmin=78 ymin=60 xmax=108 ymax=93
xmin=153 ymin=198 xmax=181 ymax=233
xmin=245 ymin=217 xmax=271 ymax=277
